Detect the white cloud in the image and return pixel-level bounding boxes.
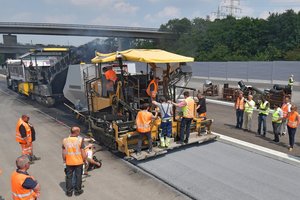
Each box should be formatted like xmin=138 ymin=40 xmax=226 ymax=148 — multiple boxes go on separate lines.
xmin=69 ymin=0 xmax=112 ymax=6
xmin=114 ymin=1 xmax=139 ymax=14
xmin=157 ymin=6 xmax=181 ymax=18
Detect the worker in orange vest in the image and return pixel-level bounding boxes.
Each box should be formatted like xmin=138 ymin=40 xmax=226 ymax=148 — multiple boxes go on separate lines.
xmin=103 ymin=66 xmax=118 ymax=93
xmin=62 ymin=126 xmax=86 ymax=197
xmin=281 ymin=96 xmax=291 ymax=136
xmin=136 ymin=103 xmax=158 ymax=155
xmin=234 ymin=91 xmax=245 ymax=129
xmin=146 ymin=77 xmax=160 ymax=100
xmin=16 ymin=115 xmax=40 ymax=163
xmin=11 ymin=155 xmax=41 ymax=200
xmin=287 ymin=104 xmax=299 ymax=151
xmin=170 ymin=91 xmax=195 ymax=144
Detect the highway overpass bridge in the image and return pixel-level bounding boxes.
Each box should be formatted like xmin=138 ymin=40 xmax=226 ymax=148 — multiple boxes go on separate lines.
xmin=0 ymin=22 xmax=175 ymax=56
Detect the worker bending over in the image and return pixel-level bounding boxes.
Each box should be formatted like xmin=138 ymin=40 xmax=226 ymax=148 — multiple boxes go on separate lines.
xmin=11 ymin=155 xmax=41 ymax=200
xmin=83 ymin=144 xmax=101 ymax=175
xmin=170 ymin=91 xmax=195 ymax=144
xmin=136 ymin=103 xmax=158 ymax=155
xmin=15 ymin=114 xmax=40 ymax=163
xmin=152 ymin=97 xmax=173 ymax=148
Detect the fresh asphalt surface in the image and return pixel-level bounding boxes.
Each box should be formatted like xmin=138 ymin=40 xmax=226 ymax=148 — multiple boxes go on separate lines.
xmin=1 ymin=76 xmax=300 ymax=199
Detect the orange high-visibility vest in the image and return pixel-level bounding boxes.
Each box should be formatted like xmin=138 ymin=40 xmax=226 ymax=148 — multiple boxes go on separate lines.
xmin=63 ymin=137 xmax=84 ymax=166
xmin=287 ymin=111 xmax=299 ymax=128
xmin=16 ymin=119 xmax=32 ymax=144
xmin=11 ymin=171 xmax=37 ymax=200
xmin=104 ymin=69 xmax=117 ymax=83
xmin=281 ymin=103 xmax=290 ymax=118
xmin=136 ymin=110 xmax=153 ymax=133
xmin=182 ymin=97 xmax=195 ymax=119
xmin=235 ymin=97 xmax=244 ymax=110
xmin=146 ymin=80 xmax=158 ymax=98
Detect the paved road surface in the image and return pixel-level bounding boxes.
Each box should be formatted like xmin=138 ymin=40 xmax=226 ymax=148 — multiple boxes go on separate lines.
xmin=137 ymin=141 xmax=300 ymax=200
xmin=0 ymin=80 xmax=187 ymax=199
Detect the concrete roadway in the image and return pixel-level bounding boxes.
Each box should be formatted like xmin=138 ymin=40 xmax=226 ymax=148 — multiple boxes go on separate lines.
xmin=0 ymin=79 xmax=188 ymax=199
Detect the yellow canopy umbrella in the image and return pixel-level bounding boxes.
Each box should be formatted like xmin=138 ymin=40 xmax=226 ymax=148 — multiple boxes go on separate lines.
xmin=91 ymin=49 xmax=194 ymax=63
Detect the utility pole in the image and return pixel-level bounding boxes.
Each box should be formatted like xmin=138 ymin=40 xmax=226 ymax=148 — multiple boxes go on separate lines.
xmin=211 ymin=0 xmax=242 ymax=20
xmin=221 ymin=0 xmax=241 ymax=17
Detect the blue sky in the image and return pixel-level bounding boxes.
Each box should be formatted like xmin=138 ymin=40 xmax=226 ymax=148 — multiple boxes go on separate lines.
xmin=1 ymin=0 xmax=300 ymax=46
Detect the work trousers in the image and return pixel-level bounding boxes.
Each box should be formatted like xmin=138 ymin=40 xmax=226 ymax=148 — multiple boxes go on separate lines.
xmin=287 ymin=126 xmax=297 ymax=148
xmin=272 ymin=122 xmax=282 ymax=142
xmin=20 ymin=142 xmax=33 ymax=156
xmin=137 ymin=132 xmax=152 ymax=153
xmin=243 ymin=112 xmax=253 ymax=131
xmin=281 ymin=118 xmax=288 ymax=134
xmin=236 ymin=109 xmax=244 ymax=128
xmin=180 ymin=117 xmax=193 ymax=142
xmin=65 ymin=164 xmax=83 ymax=193
xmin=257 ymin=114 xmax=267 ymax=135
xmin=160 ymin=120 xmax=172 ymax=138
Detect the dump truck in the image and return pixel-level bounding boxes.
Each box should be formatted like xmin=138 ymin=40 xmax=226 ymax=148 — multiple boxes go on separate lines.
xmin=64 ymin=49 xmax=217 ymax=160
xmin=6 ymin=48 xmax=71 ymax=106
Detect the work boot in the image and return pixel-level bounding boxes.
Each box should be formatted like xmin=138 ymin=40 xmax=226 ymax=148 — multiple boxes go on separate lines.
xmin=160 ymin=137 xmax=165 ymax=148
xmin=31 ymin=155 xmax=41 ymax=161
xmin=165 ymin=137 xmax=171 ymax=148
xmin=74 ymin=189 xmax=84 ymax=196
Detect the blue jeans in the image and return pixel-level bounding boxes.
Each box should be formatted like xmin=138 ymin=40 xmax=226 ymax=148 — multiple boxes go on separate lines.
xmin=257 ymin=114 xmax=267 ymax=135
xmin=160 ymin=120 xmax=172 ymax=138
xmin=236 ymin=109 xmax=244 ymax=128
xmin=287 ymin=126 xmax=297 ymax=148
xmin=180 ymin=118 xmax=192 ymax=142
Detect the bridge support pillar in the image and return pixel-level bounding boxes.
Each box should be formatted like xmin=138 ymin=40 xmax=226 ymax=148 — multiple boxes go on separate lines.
xmin=3 ymin=34 xmax=17 ymax=59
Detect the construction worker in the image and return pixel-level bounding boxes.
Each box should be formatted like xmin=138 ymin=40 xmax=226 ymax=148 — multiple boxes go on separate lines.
xmin=170 ymin=91 xmax=195 ymax=144
xmin=243 ymin=95 xmax=255 ymax=132
xmin=103 ymin=66 xmax=117 ymax=96
xmin=287 ymin=104 xmax=299 ymax=151
xmin=136 ymin=103 xmax=158 ymax=155
xmin=234 ymin=91 xmax=244 ymax=129
xmin=257 ymin=96 xmax=270 ymax=136
xmin=288 ymin=74 xmax=294 ymax=90
xmin=152 ymin=97 xmax=173 ymax=148
xmin=146 ymin=77 xmax=160 ymax=100
xmin=83 ymin=144 xmax=101 ymax=175
xmin=281 ymin=97 xmax=291 ymax=136
xmin=272 ymin=104 xmax=283 ymax=143
xmin=11 ymin=155 xmax=41 ymax=200
xmin=16 ymin=114 xmax=40 ymax=163
xmin=196 ymin=92 xmax=207 ymax=120
xmin=62 ymin=126 xmax=86 ymax=197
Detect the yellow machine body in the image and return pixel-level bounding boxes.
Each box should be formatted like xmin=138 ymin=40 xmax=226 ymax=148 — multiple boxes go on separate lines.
xmin=18 ymin=82 xmax=33 ymax=96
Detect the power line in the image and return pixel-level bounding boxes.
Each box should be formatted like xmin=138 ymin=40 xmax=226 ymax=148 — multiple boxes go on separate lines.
xmin=211 ymin=0 xmax=242 ymax=20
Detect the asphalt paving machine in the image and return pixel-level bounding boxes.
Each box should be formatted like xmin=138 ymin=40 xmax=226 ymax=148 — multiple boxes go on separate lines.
xmin=6 ymin=48 xmax=71 ymax=106
xmin=64 ymin=49 xmax=217 ymax=160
